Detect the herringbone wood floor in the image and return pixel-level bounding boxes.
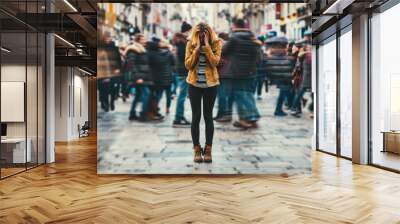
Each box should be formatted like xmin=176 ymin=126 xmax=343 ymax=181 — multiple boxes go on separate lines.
xmin=1 ymin=135 xmax=400 ymax=224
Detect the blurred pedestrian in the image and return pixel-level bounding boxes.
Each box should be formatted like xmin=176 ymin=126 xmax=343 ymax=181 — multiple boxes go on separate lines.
xmin=125 ymin=34 xmax=160 ymax=121
xmin=97 ymin=31 xmax=121 ymax=112
xmin=147 ymin=37 xmax=175 ymax=117
xmin=304 ymin=30 xmax=314 ymax=118
xmin=185 ymin=23 xmax=221 ymax=163
xmin=291 ymin=42 xmax=312 ymax=117
xmin=119 ymin=45 xmax=130 ymax=102
xmin=222 ymin=18 xmax=261 ymax=129
xmin=214 ymin=32 xmax=234 ymax=122
xmin=170 ymin=39 xmax=178 ymax=99
xmin=255 ymin=35 xmax=268 ymax=100
xmin=119 ymin=31 xmax=141 ymax=103
xmin=172 ymin=21 xmax=193 ymax=127
xmin=265 ymin=37 xmax=297 ymax=116
xmin=285 ymin=40 xmax=302 ymax=109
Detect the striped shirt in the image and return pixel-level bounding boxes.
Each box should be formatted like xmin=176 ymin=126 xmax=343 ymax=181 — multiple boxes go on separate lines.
xmin=194 ymin=50 xmax=208 ymax=88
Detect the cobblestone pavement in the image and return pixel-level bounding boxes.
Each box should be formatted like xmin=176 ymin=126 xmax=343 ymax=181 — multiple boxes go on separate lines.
xmin=98 ymin=86 xmax=313 ymax=175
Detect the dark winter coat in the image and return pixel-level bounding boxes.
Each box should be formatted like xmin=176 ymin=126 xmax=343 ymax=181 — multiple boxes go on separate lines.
xmin=297 ymin=51 xmax=312 ymax=89
xmin=217 ymin=56 xmax=230 ymax=79
xmin=124 ymin=43 xmax=153 ymax=85
xmin=221 ymin=29 xmax=261 ymax=79
xmin=265 ymin=48 xmax=296 ymax=86
xmin=217 ymin=40 xmax=231 ymax=79
xmin=98 ymin=41 xmax=122 ymax=79
xmin=147 ymin=41 xmax=175 ymax=86
xmin=256 ymin=51 xmax=268 ymax=78
xmin=172 ymin=32 xmax=189 ymax=77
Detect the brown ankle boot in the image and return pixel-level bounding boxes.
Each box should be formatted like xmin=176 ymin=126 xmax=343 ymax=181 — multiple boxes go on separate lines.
xmin=203 ymin=145 xmax=212 ymax=163
xmin=193 ymin=145 xmax=203 ymax=163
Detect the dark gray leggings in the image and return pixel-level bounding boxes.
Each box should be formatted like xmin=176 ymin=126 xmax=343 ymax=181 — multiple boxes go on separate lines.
xmin=188 ymin=85 xmax=217 ymax=147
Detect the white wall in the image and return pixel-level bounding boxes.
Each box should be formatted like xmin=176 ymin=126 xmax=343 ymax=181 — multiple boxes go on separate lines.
xmin=1 ymin=63 xmax=46 ymax=164
xmin=72 ymin=73 xmax=89 ymax=138
xmin=1 ymin=65 xmax=26 ymax=142
xmin=55 ymin=66 xmax=69 ymax=141
xmin=1 ymin=65 xmax=37 ymax=138
xmin=1 ymin=65 xmax=26 ymax=137
xmin=1 ymin=64 xmax=26 ymax=81
xmin=55 ymin=67 xmax=89 ymax=141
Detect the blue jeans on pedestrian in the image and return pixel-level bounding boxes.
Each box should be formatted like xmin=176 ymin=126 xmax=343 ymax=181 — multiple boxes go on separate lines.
xmin=291 ymin=87 xmax=307 ymax=113
xmin=232 ymin=79 xmax=260 ymax=121
xmin=216 ymin=79 xmax=233 ymax=118
xmin=130 ymin=86 xmax=141 ymax=117
xmin=171 ymin=73 xmax=179 ymax=95
xmin=174 ymin=77 xmax=188 ymax=121
xmin=155 ymin=85 xmax=172 ymax=109
xmin=285 ymin=84 xmax=295 ymax=108
xmin=255 ymin=75 xmax=265 ymax=96
xmin=130 ymin=85 xmax=150 ymax=118
xmin=275 ymin=85 xmax=290 ymax=114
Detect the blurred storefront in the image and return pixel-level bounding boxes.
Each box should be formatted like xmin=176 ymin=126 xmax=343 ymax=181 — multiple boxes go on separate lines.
xmin=98 ymin=3 xmax=311 ymax=47
xmin=264 ymin=3 xmax=311 ymax=40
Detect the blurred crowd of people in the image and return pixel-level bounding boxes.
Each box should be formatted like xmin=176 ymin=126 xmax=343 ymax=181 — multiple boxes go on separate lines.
xmin=97 ymin=18 xmax=312 ymax=129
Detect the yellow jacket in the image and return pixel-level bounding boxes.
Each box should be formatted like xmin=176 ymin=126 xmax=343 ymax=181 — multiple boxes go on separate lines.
xmin=185 ymin=24 xmax=221 ymax=87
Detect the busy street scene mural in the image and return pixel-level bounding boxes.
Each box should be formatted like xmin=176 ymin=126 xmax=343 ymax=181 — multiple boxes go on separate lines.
xmin=97 ymin=3 xmax=313 ymax=174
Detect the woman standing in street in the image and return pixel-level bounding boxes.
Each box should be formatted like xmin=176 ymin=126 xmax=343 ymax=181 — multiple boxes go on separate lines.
xmin=185 ymin=23 xmax=221 ymax=163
